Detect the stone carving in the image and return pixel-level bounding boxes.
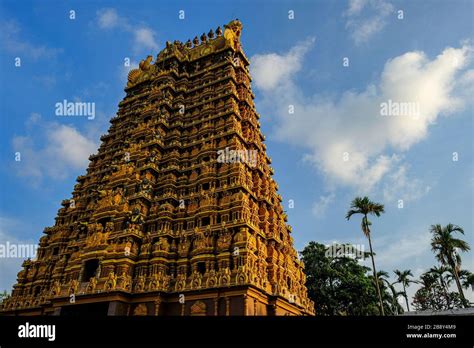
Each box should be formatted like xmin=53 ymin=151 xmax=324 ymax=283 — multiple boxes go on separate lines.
xmin=133 ymin=303 xmax=148 ymax=316
xmin=190 ymin=300 xmax=207 ymax=316
xmin=87 ymin=277 xmax=97 ymax=292
xmin=105 ymin=272 xmax=117 ymax=291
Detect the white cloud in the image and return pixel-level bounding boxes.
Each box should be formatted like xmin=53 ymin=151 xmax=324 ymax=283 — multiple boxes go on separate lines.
xmin=346 ymin=0 xmax=368 ymax=16
xmin=0 ymin=217 xmax=38 ymax=292
xmin=376 ymin=230 xmax=431 ymax=267
xmin=251 ymin=38 xmax=314 ymax=91
xmin=133 ymin=27 xmax=159 ymax=53
xmin=312 ymin=193 xmax=336 ymax=218
xmin=12 ymin=114 xmax=97 ymax=185
xmin=97 ymin=8 xmax=120 ymax=29
xmin=383 ymin=164 xmax=431 ymax=203
xmin=344 ymin=0 xmax=394 ymax=45
xmin=251 ymin=41 xmax=473 ymax=199
xmin=46 ymin=125 xmax=97 ymax=169
xmin=96 ymin=8 xmax=159 ymax=54
xmin=0 ymin=20 xmax=62 ymax=59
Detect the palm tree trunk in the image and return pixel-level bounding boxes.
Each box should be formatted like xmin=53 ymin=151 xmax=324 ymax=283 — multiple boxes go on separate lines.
xmin=451 ymin=262 xmax=468 ymax=307
xmin=403 ymin=283 xmax=410 ymax=312
xmin=439 ymin=276 xmax=451 ymax=308
xmin=365 ymin=216 xmax=385 ymax=316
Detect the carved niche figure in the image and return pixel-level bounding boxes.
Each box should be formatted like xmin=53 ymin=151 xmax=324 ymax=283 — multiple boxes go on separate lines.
xmin=119 ymin=272 xmax=131 ymax=290
xmin=206 ymin=269 xmax=218 ymax=287
xmin=131 ymin=207 xmax=144 ymax=223
xmin=113 ymin=187 xmax=124 ymax=205
xmin=133 ymin=303 xmax=148 ymax=316
xmin=51 ymin=280 xmax=61 ymax=296
xmin=174 ymin=272 xmax=187 ymax=292
xmin=217 ymin=230 xmax=232 ymax=251
xmin=233 ymin=227 xmax=248 ymax=243
xmin=154 ymin=237 xmax=170 ymax=252
xmin=247 ymin=233 xmax=257 ymax=252
xmin=140 ymin=235 xmax=152 ymax=255
xmin=69 ymin=279 xmax=78 ymax=295
xmin=159 ymin=269 xmax=170 ymax=290
xmin=149 ymin=273 xmax=159 ymax=291
xmin=96 ymin=187 xmax=114 ymax=208
xmin=105 ymin=271 xmax=117 ymax=291
xmin=148 ymin=149 xmax=157 ymax=164
xmin=218 ymin=267 xmax=231 ymax=286
xmin=178 ymin=236 xmax=190 ymax=257
xmin=87 ymin=277 xmax=97 ymax=292
xmin=193 ymin=228 xmax=210 ymax=250
xmin=135 ymin=275 xmax=146 ymax=292
xmin=191 ymin=270 xmax=203 ymax=289
xmin=140 ymin=178 xmax=153 ymax=195
xmin=86 ymin=223 xmax=106 ymax=247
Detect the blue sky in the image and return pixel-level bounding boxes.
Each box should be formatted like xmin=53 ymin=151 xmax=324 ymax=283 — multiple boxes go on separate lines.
xmin=0 ymin=0 xmax=473 ymax=306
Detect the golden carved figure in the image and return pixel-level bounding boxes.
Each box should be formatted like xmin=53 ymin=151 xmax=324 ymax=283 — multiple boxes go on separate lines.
xmin=105 ymin=272 xmax=117 ymax=291
xmin=87 ymin=277 xmax=97 ymax=292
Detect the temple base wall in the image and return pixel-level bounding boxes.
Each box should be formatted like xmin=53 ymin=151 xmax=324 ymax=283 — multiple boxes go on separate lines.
xmin=2 ymin=286 xmax=311 ymax=316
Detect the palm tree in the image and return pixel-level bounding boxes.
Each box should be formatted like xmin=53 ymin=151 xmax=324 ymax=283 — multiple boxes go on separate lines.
xmin=428 ymin=266 xmax=451 ymax=307
xmin=377 ymin=271 xmax=403 ymax=315
xmin=430 ymin=224 xmax=470 ymax=307
xmin=394 ymin=269 xmax=414 ymax=312
xmin=418 ymin=271 xmax=437 ymax=288
xmin=415 ymin=271 xmax=451 ymax=310
xmin=346 ymin=196 xmax=385 ymax=315
xmin=461 ymin=271 xmax=474 ymax=292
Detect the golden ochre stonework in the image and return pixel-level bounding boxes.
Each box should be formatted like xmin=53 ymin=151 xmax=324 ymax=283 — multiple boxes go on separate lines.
xmin=1 ymin=20 xmax=314 ymax=316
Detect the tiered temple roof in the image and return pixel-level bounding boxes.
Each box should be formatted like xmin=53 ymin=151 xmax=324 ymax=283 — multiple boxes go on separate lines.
xmin=1 ymin=20 xmax=314 ymax=316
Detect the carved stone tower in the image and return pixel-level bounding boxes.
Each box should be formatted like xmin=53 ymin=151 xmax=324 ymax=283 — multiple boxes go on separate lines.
xmin=1 ymin=20 xmax=314 ymax=316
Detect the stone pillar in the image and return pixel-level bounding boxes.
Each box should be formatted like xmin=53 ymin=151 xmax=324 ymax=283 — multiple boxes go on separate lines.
xmin=214 ymin=297 xmax=218 ymax=316
xmin=78 ymin=263 xmax=84 ymax=283
xmin=243 ymin=294 xmax=248 ymax=316
xmin=154 ymin=298 xmax=161 ymax=316
xmin=225 ymin=297 xmax=230 ymax=316
xmin=96 ymin=263 xmax=102 ymax=278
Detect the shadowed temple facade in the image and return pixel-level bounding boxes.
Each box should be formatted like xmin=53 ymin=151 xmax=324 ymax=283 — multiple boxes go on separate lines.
xmin=1 ymin=20 xmax=315 ymax=316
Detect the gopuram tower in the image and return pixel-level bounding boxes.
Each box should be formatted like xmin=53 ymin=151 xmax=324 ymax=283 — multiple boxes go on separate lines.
xmin=1 ymin=20 xmax=315 ymax=316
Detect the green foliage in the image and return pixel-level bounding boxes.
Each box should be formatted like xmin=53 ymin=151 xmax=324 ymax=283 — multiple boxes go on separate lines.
xmin=393 ymin=269 xmax=414 ymax=312
xmin=412 ymin=271 xmax=465 ymax=311
xmin=300 ymin=242 xmax=400 ymax=315
xmin=345 ymin=196 xmax=385 ymax=237
xmin=300 ymin=196 xmax=472 ymax=315
xmin=345 ymin=196 xmax=386 ymax=315
xmin=0 ymin=290 xmax=9 ymax=304
xmin=430 ymin=223 xmax=471 ymax=307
